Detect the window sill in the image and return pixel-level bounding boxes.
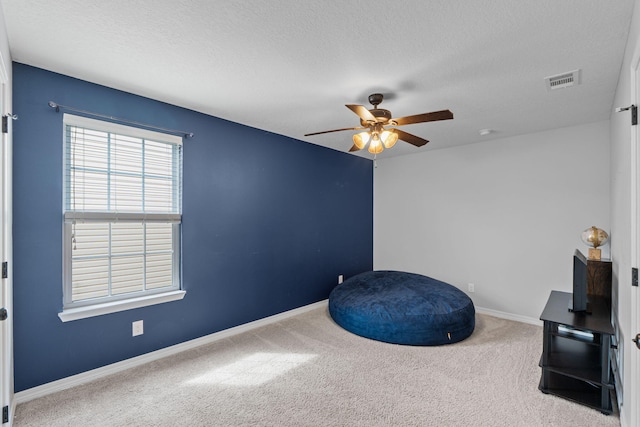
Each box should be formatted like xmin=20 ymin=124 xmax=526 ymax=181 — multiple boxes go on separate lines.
xmin=58 ymin=290 xmax=186 ymax=322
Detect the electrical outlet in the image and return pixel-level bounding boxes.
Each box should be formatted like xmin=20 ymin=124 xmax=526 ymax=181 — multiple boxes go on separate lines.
xmin=338 ymin=274 xmax=344 ymax=284
xmin=468 ymin=283 xmax=475 ymax=293
xmin=132 ymin=320 xmax=144 ymax=336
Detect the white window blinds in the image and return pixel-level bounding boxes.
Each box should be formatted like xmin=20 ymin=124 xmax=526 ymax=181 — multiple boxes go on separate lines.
xmin=63 ymin=114 xmax=182 ymax=308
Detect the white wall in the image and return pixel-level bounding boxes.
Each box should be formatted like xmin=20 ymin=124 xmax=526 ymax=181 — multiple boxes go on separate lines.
xmin=610 ymin=1 xmax=640 ymax=425
xmin=0 ymin=6 xmax=10 ymax=74
xmin=374 ymin=120 xmax=610 ymax=321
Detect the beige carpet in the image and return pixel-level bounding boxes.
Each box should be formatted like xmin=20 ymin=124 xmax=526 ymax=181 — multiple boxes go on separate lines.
xmin=13 ymin=307 xmax=620 ymax=426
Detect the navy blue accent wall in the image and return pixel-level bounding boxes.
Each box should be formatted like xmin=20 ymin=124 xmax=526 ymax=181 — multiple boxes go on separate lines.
xmin=12 ymin=63 xmax=373 ymax=392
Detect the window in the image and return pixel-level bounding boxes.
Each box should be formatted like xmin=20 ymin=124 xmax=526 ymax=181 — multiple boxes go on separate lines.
xmin=60 ymin=114 xmax=184 ymax=321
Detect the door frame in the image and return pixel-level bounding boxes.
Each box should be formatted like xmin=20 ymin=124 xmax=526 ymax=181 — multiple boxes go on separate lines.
xmin=0 ymin=52 xmax=10 ymax=424
xmin=629 ymin=46 xmax=640 ymax=427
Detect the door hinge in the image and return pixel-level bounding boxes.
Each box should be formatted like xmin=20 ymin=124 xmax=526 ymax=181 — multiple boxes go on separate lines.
xmin=1 ymin=114 xmax=17 ymax=134
xmin=1 ymin=262 xmax=6 ymax=279
xmin=616 ymin=104 xmax=638 ymax=125
xmin=2 ymin=405 xmax=8 ymax=424
xmin=633 ymin=267 xmax=639 ymax=287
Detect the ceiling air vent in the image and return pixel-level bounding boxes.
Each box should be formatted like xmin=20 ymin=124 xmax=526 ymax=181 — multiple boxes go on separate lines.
xmin=545 ymin=69 xmax=581 ymax=91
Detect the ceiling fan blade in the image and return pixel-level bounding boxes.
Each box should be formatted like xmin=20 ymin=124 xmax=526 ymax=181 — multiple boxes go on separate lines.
xmin=393 ymin=109 xmax=453 ymax=126
xmin=393 ymin=128 xmax=429 ymax=147
xmin=346 ymin=104 xmax=377 ymax=123
xmin=304 ymin=126 xmax=361 ymax=136
xmin=348 ymin=144 xmax=363 ymax=152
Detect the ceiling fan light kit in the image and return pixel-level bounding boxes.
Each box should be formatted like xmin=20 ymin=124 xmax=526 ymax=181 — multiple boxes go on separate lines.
xmin=380 ymin=130 xmax=398 ymax=148
xmin=368 ymin=135 xmax=384 ymax=154
xmin=352 ymin=131 xmax=369 ymax=151
xmin=305 ymin=93 xmax=454 ymax=155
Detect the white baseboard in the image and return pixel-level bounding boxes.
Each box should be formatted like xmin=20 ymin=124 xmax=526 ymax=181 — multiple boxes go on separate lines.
xmin=14 ymin=300 xmax=328 ymax=404
xmin=475 ymin=306 xmax=542 ymax=326
xmin=14 ymin=300 xmax=538 ymax=405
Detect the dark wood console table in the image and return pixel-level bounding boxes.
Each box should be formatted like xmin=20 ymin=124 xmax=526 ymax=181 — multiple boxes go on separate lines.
xmin=538 ymin=291 xmax=615 ymax=414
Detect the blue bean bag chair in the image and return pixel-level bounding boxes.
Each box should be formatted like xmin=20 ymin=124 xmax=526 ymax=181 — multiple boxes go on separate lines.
xmin=329 ymin=270 xmax=475 ymax=345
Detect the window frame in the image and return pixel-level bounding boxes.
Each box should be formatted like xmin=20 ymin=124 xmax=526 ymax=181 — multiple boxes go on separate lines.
xmin=60 ymin=114 xmax=185 ymax=322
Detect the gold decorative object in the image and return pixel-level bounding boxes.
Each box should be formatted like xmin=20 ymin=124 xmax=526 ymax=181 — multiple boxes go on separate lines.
xmin=580 ymin=226 xmax=609 ymax=260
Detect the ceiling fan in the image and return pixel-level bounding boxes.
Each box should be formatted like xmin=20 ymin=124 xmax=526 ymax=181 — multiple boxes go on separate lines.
xmin=304 ymin=93 xmax=453 ymax=154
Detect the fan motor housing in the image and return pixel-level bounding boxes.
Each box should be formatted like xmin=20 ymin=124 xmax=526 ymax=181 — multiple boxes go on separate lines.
xmin=360 ymin=108 xmax=392 ymax=126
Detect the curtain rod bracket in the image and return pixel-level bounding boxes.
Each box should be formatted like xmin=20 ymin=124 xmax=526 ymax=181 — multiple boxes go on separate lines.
xmin=48 ymin=101 xmax=194 ymax=138
xmin=48 ymin=101 xmax=60 ymax=112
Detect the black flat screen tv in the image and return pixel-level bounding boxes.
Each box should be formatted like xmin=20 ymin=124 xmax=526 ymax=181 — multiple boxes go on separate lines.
xmin=570 ymin=249 xmax=588 ymax=312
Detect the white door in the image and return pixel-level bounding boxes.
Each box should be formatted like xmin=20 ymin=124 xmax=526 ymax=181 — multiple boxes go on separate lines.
xmin=633 ymin=279 xmax=639 ymax=427
xmin=632 ymin=163 xmax=639 ymax=426
xmin=633 ymin=116 xmax=640 ymax=427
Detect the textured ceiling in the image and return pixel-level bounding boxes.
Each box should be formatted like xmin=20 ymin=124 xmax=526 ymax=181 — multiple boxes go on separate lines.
xmin=0 ymin=0 xmax=635 ymax=158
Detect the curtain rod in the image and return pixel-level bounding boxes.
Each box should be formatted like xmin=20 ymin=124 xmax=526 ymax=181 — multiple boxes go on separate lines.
xmin=48 ymin=101 xmax=194 ymax=138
